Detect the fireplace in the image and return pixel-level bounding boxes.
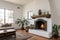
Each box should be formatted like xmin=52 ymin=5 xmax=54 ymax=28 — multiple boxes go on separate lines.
xmin=35 ymin=19 xmax=47 ymax=31
xmin=29 ymin=18 xmax=52 ymax=38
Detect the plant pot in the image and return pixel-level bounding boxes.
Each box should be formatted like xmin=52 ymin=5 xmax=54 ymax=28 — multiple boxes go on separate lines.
xmin=21 ymin=24 xmax=24 ymax=30
xmin=21 ymin=26 xmax=24 ymax=30
xmin=53 ymin=34 xmax=59 ymax=39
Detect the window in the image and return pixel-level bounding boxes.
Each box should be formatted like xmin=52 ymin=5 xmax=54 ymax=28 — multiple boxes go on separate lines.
xmin=0 ymin=9 xmax=13 ymax=24
xmin=5 ymin=10 xmax=13 ymax=23
xmin=27 ymin=11 xmax=34 ymax=19
xmin=0 ymin=9 xmax=4 ymax=24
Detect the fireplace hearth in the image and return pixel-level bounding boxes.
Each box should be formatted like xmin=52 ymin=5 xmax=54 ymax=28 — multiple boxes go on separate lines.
xmin=35 ymin=19 xmax=47 ymax=31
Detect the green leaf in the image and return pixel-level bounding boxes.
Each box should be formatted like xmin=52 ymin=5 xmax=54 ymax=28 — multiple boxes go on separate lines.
xmin=15 ymin=18 xmax=29 ymax=26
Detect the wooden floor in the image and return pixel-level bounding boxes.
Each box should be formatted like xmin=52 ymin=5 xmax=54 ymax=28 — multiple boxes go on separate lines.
xmin=17 ymin=30 xmax=60 ymax=40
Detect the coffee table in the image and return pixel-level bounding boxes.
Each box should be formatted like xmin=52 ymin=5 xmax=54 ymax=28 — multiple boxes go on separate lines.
xmin=0 ymin=27 xmax=16 ymax=38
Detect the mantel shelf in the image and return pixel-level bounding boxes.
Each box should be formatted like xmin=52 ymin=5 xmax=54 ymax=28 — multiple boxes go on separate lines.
xmin=31 ymin=14 xmax=51 ymax=19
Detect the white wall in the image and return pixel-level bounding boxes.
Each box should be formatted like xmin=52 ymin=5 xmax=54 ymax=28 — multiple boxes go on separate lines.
xmin=49 ymin=0 xmax=60 ymax=25
xmin=49 ymin=0 xmax=60 ymax=36
xmin=0 ymin=0 xmax=23 ymax=29
xmin=23 ymin=0 xmax=51 ymax=19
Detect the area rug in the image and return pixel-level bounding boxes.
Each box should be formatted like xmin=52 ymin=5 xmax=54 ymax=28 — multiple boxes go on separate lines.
xmin=16 ymin=32 xmax=33 ymax=40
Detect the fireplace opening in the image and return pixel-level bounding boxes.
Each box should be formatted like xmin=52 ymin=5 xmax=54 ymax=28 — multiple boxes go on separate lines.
xmin=35 ymin=19 xmax=47 ymax=31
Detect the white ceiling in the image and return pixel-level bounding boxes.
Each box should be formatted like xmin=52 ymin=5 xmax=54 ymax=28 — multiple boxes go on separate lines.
xmin=4 ymin=0 xmax=34 ymax=5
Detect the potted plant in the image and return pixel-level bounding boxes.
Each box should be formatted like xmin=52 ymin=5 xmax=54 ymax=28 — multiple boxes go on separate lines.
xmin=15 ymin=18 xmax=29 ymax=30
xmin=52 ymin=24 xmax=60 ymax=38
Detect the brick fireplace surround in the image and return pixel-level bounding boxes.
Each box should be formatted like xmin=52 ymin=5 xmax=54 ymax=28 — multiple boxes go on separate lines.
xmin=29 ymin=17 xmax=52 ymax=38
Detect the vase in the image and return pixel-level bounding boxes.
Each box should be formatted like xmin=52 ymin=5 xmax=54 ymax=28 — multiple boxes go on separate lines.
xmin=38 ymin=9 xmax=42 ymax=15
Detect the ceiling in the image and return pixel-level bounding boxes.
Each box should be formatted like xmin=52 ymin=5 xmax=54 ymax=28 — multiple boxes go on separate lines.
xmin=4 ymin=0 xmax=34 ymax=5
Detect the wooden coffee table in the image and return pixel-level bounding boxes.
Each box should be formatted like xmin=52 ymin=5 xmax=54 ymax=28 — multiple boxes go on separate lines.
xmin=0 ymin=27 xmax=16 ymax=38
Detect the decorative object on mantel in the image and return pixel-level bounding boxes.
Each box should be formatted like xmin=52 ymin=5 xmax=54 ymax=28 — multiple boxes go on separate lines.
xmin=31 ymin=13 xmax=51 ymax=19
xmin=33 ymin=13 xmax=35 ymax=16
xmin=46 ymin=11 xmax=51 ymax=18
xmin=38 ymin=9 xmax=42 ymax=15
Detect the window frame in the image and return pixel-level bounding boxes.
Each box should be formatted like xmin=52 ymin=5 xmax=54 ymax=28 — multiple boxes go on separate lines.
xmin=0 ymin=8 xmax=14 ymax=24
